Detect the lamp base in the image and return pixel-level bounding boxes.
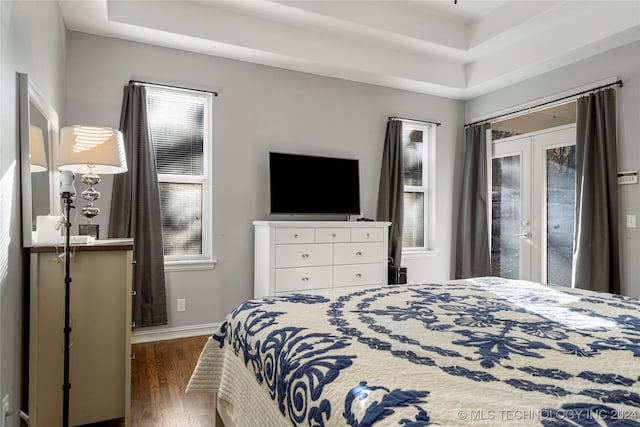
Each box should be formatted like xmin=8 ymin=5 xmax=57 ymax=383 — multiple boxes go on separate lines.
xmin=79 ymin=224 xmax=99 ymax=239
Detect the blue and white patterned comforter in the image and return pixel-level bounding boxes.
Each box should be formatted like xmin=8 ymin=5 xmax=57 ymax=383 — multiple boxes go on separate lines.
xmin=187 ymin=278 xmax=640 ymax=426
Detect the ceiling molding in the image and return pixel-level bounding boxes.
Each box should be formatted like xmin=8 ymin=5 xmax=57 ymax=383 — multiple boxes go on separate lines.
xmin=58 ymin=0 xmax=640 ymax=100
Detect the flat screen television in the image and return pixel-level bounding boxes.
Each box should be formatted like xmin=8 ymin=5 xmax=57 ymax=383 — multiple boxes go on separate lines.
xmin=269 ymin=152 xmax=361 ymax=215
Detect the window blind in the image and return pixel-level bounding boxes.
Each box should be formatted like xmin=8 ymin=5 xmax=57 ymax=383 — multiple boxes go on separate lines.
xmin=146 ymin=86 xmax=209 ymax=176
xmin=144 ymin=84 xmax=213 ymax=259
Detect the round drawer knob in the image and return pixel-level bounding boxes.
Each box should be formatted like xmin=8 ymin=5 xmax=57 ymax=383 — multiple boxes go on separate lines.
xmin=293 ymin=233 xmax=299 ymax=238
xmin=355 ymin=251 xmax=362 ymax=256
xmin=356 ymin=273 xmax=362 ymax=278
xmin=366 ymin=233 xmax=370 ymax=237
xmin=301 ymin=253 xmax=309 ymax=258
xmin=301 ymin=277 xmax=309 ymax=282
xmin=332 ymin=233 xmax=336 ymax=237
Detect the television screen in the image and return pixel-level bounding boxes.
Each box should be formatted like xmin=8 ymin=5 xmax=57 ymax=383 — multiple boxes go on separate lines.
xmin=269 ymin=152 xmax=361 ymax=215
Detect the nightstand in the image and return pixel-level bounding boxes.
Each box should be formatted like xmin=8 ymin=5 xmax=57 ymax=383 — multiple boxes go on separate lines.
xmin=28 ymin=239 xmax=133 ymax=426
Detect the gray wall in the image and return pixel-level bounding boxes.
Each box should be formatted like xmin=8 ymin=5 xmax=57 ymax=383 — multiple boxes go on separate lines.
xmin=466 ymin=40 xmax=640 ymax=298
xmin=0 ymin=1 xmax=66 ymax=424
xmin=66 ymin=31 xmax=465 ymax=331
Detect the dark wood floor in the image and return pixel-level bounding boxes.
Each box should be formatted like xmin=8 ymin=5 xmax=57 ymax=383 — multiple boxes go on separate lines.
xmin=130 ymin=335 xmax=216 ymax=426
xmin=75 ymin=335 xmax=216 ymax=427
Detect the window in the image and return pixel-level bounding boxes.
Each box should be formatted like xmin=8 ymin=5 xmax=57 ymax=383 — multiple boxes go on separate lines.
xmin=401 ymin=121 xmax=434 ymax=252
xmin=144 ymin=84 xmax=213 ymax=267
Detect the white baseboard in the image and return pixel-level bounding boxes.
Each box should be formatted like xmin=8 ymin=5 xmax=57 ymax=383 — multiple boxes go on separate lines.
xmin=131 ymin=322 xmax=219 ymax=344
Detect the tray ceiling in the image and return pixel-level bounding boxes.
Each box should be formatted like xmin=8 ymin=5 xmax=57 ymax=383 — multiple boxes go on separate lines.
xmin=58 ymin=0 xmax=640 ymax=99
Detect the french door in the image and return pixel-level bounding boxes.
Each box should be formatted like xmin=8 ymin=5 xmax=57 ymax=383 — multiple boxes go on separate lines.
xmin=490 ymin=125 xmax=576 ymax=285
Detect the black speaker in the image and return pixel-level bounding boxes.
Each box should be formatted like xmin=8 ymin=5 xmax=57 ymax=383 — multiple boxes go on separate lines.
xmin=388 ymin=264 xmax=407 ymax=284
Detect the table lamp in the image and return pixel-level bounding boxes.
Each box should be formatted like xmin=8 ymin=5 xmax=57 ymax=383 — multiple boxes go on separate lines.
xmin=57 ymin=125 xmax=127 ymax=238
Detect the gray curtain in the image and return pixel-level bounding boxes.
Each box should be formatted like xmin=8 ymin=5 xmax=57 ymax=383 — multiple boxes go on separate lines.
xmin=376 ymin=119 xmax=404 ymax=266
xmin=455 ymin=123 xmax=491 ymax=279
xmin=109 ymin=84 xmax=168 ymax=327
xmin=573 ymin=88 xmax=620 ymax=294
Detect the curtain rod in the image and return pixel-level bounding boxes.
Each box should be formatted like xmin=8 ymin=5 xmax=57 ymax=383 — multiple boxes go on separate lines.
xmin=464 ymin=79 xmax=623 ymax=128
xmin=389 ymin=116 xmax=441 ymax=126
xmin=129 ymin=80 xmax=218 ymax=97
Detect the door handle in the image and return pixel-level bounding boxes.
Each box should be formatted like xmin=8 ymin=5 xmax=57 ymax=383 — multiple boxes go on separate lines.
xmin=514 ymin=232 xmax=530 ymax=239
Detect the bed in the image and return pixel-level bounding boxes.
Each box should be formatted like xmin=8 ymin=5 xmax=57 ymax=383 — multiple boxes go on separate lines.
xmin=187 ymin=277 xmax=640 ymax=426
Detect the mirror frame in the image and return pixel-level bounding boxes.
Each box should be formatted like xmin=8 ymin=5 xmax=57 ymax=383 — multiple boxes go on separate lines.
xmin=19 ymin=73 xmax=60 ymax=247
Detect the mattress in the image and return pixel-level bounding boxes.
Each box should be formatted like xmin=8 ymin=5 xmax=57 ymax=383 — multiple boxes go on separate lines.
xmin=187 ymin=277 xmax=640 ymax=426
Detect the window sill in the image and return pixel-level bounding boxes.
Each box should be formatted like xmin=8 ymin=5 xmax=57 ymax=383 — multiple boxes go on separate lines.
xmin=402 ymin=250 xmax=440 ymax=260
xmin=164 ymin=259 xmax=217 ymax=272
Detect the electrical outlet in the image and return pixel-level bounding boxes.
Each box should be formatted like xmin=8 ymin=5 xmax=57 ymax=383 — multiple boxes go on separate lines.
xmin=627 ymin=214 xmax=637 ymax=229
xmin=2 ymin=394 xmax=10 ymax=427
xmin=177 ymin=298 xmax=186 ymax=312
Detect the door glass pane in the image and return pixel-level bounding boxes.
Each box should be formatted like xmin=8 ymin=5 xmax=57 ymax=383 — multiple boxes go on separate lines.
xmin=403 ymin=192 xmax=424 ymax=249
xmin=491 ymin=155 xmax=521 ymax=279
xmin=546 ymin=146 xmax=576 ymax=286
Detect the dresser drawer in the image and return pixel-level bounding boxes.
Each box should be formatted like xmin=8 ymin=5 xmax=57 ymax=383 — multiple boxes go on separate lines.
xmin=334 ymin=263 xmax=385 ymax=287
xmin=276 ymin=244 xmax=332 ymax=268
xmin=275 ymin=228 xmax=315 ymax=244
xmin=351 ymin=227 xmax=384 ymax=242
xmin=315 ymin=228 xmax=350 ymax=243
xmin=334 ymin=242 xmax=384 ymax=265
xmin=275 ymin=266 xmax=332 ymax=293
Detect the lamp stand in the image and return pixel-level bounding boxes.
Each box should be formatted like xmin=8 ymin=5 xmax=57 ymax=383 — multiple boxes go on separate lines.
xmin=61 ymin=191 xmax=74 ymax=427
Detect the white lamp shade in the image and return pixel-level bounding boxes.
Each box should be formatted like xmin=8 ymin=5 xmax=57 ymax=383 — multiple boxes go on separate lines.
xmin=57 ymin=125 xmax=128 ymax=174
xmin=29 ymin=125 xmax=48 ymax=172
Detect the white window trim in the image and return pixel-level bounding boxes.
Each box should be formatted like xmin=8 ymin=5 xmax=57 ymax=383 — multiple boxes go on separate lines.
xmin=145 ymin=84 xmax=215 ymax=269
xmin=402 ymin=122 xmax=436 ymax=254
xmin=165 ymin=258 xmax=217 ymax=272
xmin=402 ymin=250 xmax=440 ymax=259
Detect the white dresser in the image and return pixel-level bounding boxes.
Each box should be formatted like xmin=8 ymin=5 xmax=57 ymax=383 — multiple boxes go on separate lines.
xmin=253 ymin=221 xmax=390 ymax=298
